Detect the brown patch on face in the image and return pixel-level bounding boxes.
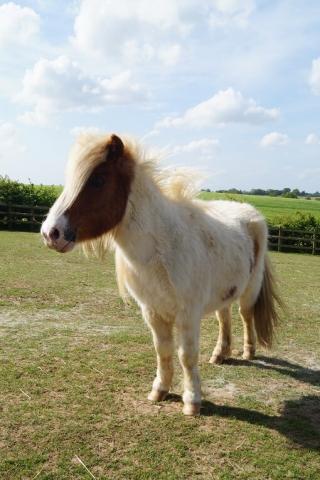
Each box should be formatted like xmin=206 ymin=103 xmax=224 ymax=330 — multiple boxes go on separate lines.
xmin=66 ymin=134 xmax=135 ymax=242
xmin=222 ymin=286 xmax=237 ymax=302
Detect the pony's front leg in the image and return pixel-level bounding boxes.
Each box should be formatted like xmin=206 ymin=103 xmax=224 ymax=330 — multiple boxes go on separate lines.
xmin=176 ymin=311 xmax=201 ymax=416
xmin=142 ymin=307 xmax=174 ymax=402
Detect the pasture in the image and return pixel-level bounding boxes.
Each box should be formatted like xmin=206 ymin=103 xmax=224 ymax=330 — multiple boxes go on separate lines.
xmin=199 ymin=192 xmax=320 ymax=224
xmin=1 ymin=231 xmax=319 ymax=479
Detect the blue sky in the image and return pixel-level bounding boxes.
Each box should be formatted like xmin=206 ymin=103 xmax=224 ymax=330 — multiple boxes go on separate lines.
xmin=0 ymin=0 xmax=320 ymax=191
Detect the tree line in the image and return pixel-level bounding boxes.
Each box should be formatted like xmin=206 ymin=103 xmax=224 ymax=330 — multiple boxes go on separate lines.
xmin=204 ymin=187 xmax=320 ymax=199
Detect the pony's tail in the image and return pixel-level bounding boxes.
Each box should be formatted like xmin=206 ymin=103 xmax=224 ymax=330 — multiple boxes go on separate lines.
xmin=253 ymin=255 xmax=283 ymax=348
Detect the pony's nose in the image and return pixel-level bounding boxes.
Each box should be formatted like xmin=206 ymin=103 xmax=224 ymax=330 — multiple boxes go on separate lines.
xmin=49 ymin=227 xmax=61 ymax=242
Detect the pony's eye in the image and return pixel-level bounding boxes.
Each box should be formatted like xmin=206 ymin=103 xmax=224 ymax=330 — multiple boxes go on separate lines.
xmin=89 ymin=175 xmax=106 ymax=188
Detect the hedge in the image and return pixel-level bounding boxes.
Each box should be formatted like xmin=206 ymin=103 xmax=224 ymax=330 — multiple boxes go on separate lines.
xmin=0 ymin=176 xmax=62 ymax=207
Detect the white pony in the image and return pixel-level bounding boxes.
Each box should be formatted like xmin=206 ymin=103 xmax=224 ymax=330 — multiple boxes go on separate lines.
xmin=41 ymin=133 xmax=281 ymax=416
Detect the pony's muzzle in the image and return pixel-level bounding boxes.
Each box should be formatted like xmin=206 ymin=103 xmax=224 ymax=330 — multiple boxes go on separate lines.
xmin=41 ymin=215 xmax=76 ymax=253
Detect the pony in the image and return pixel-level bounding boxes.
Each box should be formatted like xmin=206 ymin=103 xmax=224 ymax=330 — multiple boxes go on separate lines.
xmin=41 ymin=133 xmax=281 ymax=416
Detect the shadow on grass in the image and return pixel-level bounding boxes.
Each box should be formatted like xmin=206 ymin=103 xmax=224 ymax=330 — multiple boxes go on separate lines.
xmin=165 ymin=393 xmax=320 ymax=450
xmin=201 ymin=394 xmax=320 ymax=451
xmin=199 ymin=356 xmax=319 ymax=449
xmin=224 ymin=355 xmax=320 ymax=387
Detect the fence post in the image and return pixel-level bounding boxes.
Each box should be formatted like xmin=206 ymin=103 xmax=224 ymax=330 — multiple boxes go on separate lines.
xmin=30 ymin=206 xmax=35 ymax=232
xmin=277 ymin=226 xmax=282 ymax=252
xmin=312 ymin=230 xmax=316 ymax=255
xmin=7 ymin=202 xmax=12 ymax=230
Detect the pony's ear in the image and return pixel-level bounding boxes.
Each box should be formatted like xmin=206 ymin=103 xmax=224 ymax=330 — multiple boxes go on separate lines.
xmin=107 ymin=134 xmax=124 ymax=160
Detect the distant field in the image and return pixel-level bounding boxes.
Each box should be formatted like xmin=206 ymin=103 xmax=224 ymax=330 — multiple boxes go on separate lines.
xmin=199 ymin=192 xmax=320 ymax=223
xmin=1 ymin=232 xmax=320 ymax=479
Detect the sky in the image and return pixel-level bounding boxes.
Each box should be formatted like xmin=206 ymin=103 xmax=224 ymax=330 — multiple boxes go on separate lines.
xmin=0 ymin=0 xmax=320 ymax=191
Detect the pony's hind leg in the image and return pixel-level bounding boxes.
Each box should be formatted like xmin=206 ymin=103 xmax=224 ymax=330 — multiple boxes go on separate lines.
xmin=142 ymin=307 xmax=174 ymax=402
xmin=239 ymin=299 xmax=256 ymax=360
xmin=209 ymin=306 xmax=232 ymax=364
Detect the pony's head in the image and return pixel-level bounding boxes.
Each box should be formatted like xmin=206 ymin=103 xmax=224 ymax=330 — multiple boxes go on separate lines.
xmin=41 ymin=133 xmax=134 ymax=253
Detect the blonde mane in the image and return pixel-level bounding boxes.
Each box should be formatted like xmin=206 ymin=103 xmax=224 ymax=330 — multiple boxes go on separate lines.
xmin=122 ymin=136 xmax=200 ymax=202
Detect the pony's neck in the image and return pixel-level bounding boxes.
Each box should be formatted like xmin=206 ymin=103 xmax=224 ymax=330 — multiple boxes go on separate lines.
xmin=114 ymin=164 xmax=172 ymax=265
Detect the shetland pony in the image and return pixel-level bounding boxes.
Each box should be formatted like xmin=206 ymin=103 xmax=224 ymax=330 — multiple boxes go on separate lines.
xmin=41 ymin=133 xmax=281 ymax=416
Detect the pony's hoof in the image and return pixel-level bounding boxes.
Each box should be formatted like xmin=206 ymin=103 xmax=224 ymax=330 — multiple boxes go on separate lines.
xmin=243 ymin=349 xmax=255 ymax=360
xmin=183 ymin=403 xmax=201 ymax=416
xmin=209 ymin=354 xmax=224 ymax=364
xmin=148 ymin=389 xmax=168 ymax=402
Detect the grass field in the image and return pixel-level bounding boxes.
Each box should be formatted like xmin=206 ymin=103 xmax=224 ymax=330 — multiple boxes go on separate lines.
xmin=1 ymin=232 xmax=319 ymax=479
xmin=199 ymin=192 xmax=320 ymax=224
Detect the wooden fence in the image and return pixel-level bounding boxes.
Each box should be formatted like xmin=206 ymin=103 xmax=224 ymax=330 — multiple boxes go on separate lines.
xmin=0 ymin=203 xmax=320 ymax=255
xmin=0 ymin=203 xmax=48 ymax=232
xmin=268 ymin=226 xmax=320 ymax=255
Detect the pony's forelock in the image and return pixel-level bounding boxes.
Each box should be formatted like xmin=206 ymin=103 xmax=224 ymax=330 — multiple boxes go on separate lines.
xmin=64 ymin=133 xmax=109 ymax=209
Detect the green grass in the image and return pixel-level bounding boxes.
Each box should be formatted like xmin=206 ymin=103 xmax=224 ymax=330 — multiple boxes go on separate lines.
xmin=0 ymin=231 xmax=319 ymax=479
xmin=199 ymin=192 xmax=320 ymax=223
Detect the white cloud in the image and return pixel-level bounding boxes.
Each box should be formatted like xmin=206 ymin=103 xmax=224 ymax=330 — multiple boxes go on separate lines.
xmin=260 ymin=132 xmax=289 ymax=148
xmin=309 ymin=58 xmax=320 ymax=95
xmin=71 ymin=0 xmax=256 ymax=69
xmin=305 ymin=133 xmax=320 ymax=145
xmin=70 ymin=126 xmax=103 ymax=137
xmin=162 ymin=138 xmax=221 ymax=184
xmin=0 ymin=3 xmax=40 ymax=47
xmin=209 ymin=0 xmax=255 ymax=27
xmin=158 ymin=44 xmax=182 ymax=67
xmin=171 ymin=138 xmax=219 ymax=156
xmin=16 ymin=56 xmax=146 ymax=125
xmin=71 ymin=0 xmax=189 ymax=67
xmin=157 ymin=88 xmax=279 ymax=129
xmin=211 ymin=0 xmax=254 ymax=15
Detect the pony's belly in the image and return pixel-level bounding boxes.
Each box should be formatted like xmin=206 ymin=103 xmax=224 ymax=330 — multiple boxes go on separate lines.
xmin=124 ymin=261 xmax=177 ymax=318
xmin=203 ymin=261 xmax=252 ymax=314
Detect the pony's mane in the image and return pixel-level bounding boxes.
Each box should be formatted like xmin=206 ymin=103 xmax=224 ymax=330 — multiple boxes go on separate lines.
xmin=64 ymin=133 xmax=200 ymax=258
xmin=123 ymin=136 xmax=200 ymax=202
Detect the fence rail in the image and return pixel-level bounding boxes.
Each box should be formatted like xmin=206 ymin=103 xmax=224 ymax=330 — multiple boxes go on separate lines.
xmin=0 ymin=203 xmax=48 ymax=232
xmin=0 ymin=203 xmax=319 ymax=255
xmin=267 ymin=226 xmax=319 ymax=255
